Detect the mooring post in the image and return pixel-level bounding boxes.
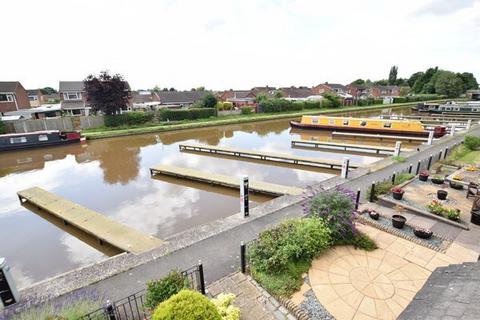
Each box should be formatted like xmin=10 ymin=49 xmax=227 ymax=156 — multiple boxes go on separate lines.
xmin=370 ymin=182 xmax=375 ymax=203
xmin=409 ymin=163 xmax=413 ymax=174
xmin=467 ymin=119 xmax=472 ymax=131
xmin=438 ymin=150 xmax=443 ymax=160
xmin=355 ymin=189 xmax=361 ymax=210
xmin=240 ymin=176 xmax=249 ymax=217
xmin=240 ymin=242 xmax=246 ymax=274
xmin=450 ymin=124 xmax=456 ymax=136
xmin=198 ymin=260 xmax=206 ymax=295
xmin=427 ymin=131 xmax=434 ymax=145
xmin=416 ymin=160 xmax=421 ymax=175
xmin=444 ymin=147 xmax=449 ymax=159
xmin=104 ymin=300 xmax=116 ymax=320
xmin=391 ymin=171 xmax=396 ymax=184
xmin=427 ymin=155 xmax=433 ymax=170
xmin=341 ymin=157 xmax=350 ymax=179
xmin=393 ymin=141 xmax=401 ymax=157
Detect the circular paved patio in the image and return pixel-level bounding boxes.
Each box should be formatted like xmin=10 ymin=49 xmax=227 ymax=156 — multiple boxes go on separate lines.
xmin=309 ymin=246 xmax=431 ymax=320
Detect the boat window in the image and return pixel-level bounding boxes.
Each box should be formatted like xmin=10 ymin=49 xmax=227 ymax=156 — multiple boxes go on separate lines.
xmin=328 ymin=119 xmax=335 ymax=125
xmin=10 ymin=137 xmax=27 ymax=144
xmin=383 ymin=122 xmax=392 ymax=128
xmin=312 ymin=118 xmax=318 ymax=124
xmin=360 ymin=121 xmax=367 ymax=126
xmin=446 ymin=107 xmax=451 ymax=111
xmin=343 ymin=120 xmax=349 ymax=126
xmin=38 ymin=135 xmax=48 ymax=142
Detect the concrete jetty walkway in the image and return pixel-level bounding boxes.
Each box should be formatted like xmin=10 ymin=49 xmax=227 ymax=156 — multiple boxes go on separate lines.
xmin=9 ymin=126 xmax=480 ymax=313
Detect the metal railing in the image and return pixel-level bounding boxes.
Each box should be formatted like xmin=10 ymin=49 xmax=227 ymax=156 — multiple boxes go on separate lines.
xmin=79 ymin=262 xmax=205 ymax=320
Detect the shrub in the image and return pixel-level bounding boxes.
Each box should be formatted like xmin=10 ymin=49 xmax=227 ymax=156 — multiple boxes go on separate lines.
xmin=304 ymin=100 xmax=321 ymax=109
xmin=0 ymin=120 xmax=6 ymax=134
xmin=145 ymin=270 xmax=190 ymax=310
xmin=446 ymin=208 xmax=461 ymax=221
xmin=248 ymin=218 xmax=332 ymax=272
xmin=104 ymin=111 xmax=155 ymax=127
xmin=307 ymin=188 xmax=356 ymax=240
xmin=394 ymin=173 xmax=414 ymax=184
xmin=366 ymin=181 xmax=393 ymax=201
xmin=259 ymin=99 xmax=304 ymax=113
xmin=464 ymin=135 xmax=480 ymax=150
xmin=336 ymin=233 xmax=377 ymax=251
xmin=323 ymin=92 xmax=342 ymax=107
xmin=240 ymin=107 xmax=253 ymax=115
xmin=158 ymin=108 xmax=216 ymax=121
xmin=321 ymin=99 xmax=332 ymax=108
xmin=153 ymin=289 xmax=221 ymax=320
xmin=211 ymin=293 xmax=240 ymax=320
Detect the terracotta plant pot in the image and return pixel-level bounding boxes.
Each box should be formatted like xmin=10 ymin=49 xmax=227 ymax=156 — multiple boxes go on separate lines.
xmin=392 ymin=191 xmax=404 ymax=200
xmin=414 ymin=228 xmax=433 ymax=239
xmin=369 ymin=211 xmax=380 ymax=220
xmin=392 ymin=215 xmax=406 ymax=229
xmin=419 ymin=174 xmax=429 ymax=182
xmin=437 ymin=190 xmax=448 ymax=200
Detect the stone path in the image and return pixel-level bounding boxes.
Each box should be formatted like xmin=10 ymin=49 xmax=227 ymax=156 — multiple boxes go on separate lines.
xmin=207 ymin=272 xmax=296 ymax=320
xmin=293 ymin=224 xmax=478 ymax=320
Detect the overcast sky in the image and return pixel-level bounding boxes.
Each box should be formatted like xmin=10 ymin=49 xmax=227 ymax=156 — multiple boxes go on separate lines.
xmin=1 ymin=0 xmax=479 ymax=90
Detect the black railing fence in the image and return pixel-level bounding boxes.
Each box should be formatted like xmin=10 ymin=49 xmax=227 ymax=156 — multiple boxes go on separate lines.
xmin=79 ymin=263 xmax=205 ymax=320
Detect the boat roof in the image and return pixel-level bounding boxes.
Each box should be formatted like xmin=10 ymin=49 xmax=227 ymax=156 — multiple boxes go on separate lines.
xmin=302 ymin=115 xmax=422 ymax=123
xmin=0 ymin=130 xmax=60 ymax=138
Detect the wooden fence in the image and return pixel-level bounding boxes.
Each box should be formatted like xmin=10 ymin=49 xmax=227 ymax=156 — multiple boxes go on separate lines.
xmin=4 ymin=116 xmax=104 ymax=133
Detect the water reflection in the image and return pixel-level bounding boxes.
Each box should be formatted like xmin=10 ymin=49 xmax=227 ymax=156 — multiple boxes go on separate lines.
xmin=0 ymin=107 xmax=420 ymax=286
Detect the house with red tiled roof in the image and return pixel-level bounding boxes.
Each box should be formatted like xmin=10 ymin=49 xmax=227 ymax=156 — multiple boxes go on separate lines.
xmin=0 ymin=82 xmax=30 ymax=114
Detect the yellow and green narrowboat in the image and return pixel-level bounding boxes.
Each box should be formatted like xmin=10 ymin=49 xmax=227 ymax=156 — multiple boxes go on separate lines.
xmin=290 ymin=116 xmax=446 ymax=138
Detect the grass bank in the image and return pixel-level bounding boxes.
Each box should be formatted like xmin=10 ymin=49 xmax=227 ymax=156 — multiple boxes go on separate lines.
xmin=84 ymin=100 xmax=447 ymax=140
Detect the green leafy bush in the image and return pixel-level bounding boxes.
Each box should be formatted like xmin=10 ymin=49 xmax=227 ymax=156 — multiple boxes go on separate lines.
xmin=104 ymin=111 xmax=155 ymax=127
xmin=322 ymin=92 xmax=342 ymax=107
xmin=308 ymin=189 xmax=356 ymax=240
xmin=366 ymin=181 xmax=393 ymax=201
xmin=259 ymin=99 xmax=304 ymax=113
xmin=0 ymin=120 xmax=6 ymax=134
xmin=158 ymin=108 xmax=216 ymax=121
xmin=464 ymin=135 xmax=480 ymax=150
xmin=394 ymin=173 xmax=415 ymax=184
xmin=211 ymin=293 xmax=240 ymax=320
xmin=393 ymin=94 xmax=443 ymax=103
xmin=240 ymin=107 xmax=253 ymax=115
xmin=145 ymin=270 xmax=190 ymax=309
xmin=337 ymin=233 xmax=377 ymax=251
xmin=248 ymin=218 xmax=332 ymax=272
xmin=152 ymin=289 xmax=221 ymax=320
xmin=304 ymin=100 xmax=321 ymax=109
xmin=216 ymin=102 xmax=233 ymax=111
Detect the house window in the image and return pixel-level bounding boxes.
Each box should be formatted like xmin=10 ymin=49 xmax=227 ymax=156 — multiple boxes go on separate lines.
xmin=64 ymin=92 xmax=81 ymax=100
xmin=343 ymin=120 xmax=349 ymax=126
xmin=360 ymin=121 xmax=367 ymax=126
xmin=38 ymin=135 xmax=48 ymax=141
xmin=10 ymin=137 xmax=27 ymax=144
xmin=383 ymin=122 xmax=392 ymax=128
xmin=0 ymin=94 xmax=14 ymax=102
xmin=28 ymin=96 xmax=38 ymax=101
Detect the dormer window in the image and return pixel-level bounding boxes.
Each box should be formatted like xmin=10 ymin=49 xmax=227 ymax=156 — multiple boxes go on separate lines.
xmin=64 ymin=92 xmax=81 ymax=100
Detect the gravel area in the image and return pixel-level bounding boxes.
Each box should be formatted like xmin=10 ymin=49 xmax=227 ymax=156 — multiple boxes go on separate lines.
xmin=299 ymin=289 xmax=334 ymax=320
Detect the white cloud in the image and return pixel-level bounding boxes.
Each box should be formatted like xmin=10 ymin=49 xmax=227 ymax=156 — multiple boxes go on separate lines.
xmin=0 ymin=0 xmax=478 ymax=90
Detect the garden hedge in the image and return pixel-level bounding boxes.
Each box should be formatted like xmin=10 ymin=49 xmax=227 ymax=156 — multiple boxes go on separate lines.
xmin=104 ymin=111 xmax=154 ymax=127
xmin=158 ymin=108 xmax=216 ymax=121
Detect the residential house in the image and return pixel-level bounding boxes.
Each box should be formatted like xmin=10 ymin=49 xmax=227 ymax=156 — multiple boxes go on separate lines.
xmin=251 ymin=86 xmax=276 ymax=97
xmin=132 ymin=91 xmax=161 ymax=111
xmin=27 ymin=89 xmax=44 ymax=107
xmin=157 ymin=91 xmax=208 ymax=108
xmin=59 ymin=80 xmax=132 ymax=115
xmin=370 ymin=85 xmax=400 ymax=98
xmin=0 ymin=81 xmax=30 ymax=114
xmin=347 ymin=84 xmax=370 ymax=98
xmin=59 ymin=81 xmax=90 ymax=116
xmin=312 ymin=83 xmax=348 ymax=95
xmin=218 ymin=90 xmax=257 ymax=108
xmin=279 ymin=87 xmax=315 ymax=100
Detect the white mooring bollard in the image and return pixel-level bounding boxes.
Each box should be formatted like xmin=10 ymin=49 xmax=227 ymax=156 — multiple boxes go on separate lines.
xmin=467 ymin=119 xmax=472 ymax=131
xmin=341 ymin=157 xmax=350 ymax=179
xmin=427 ymin=131 xmax=434 ymax=145
xmin=450 ymin=124 xmax=456 ymax=136
xmin=240 ymin=176 xmax=249 ymax=217
xmin=393 ymin=141 xmax=402 ymax=157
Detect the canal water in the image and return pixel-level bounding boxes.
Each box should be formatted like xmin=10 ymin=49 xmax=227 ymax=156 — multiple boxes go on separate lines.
xmin=0 ymin=106 xmax=415 ymax=287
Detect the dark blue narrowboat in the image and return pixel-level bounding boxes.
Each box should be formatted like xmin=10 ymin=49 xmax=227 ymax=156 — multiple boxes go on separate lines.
xmin=0 ymin=130 xmax=82 ymax=152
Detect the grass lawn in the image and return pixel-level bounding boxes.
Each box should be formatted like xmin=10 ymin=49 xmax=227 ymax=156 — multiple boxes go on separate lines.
xmin=83 ymin=100 xmax=447 ymax=140
xmin=458 ymin=150 xmax=480 ymax=164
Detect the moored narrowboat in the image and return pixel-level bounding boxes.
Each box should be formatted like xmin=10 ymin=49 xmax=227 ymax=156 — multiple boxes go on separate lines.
xmin=413 ymin=101 xmax=480 ymax=114
xmin=290 ymin=116 xmax=446 ymax=138
xmin=0 ymin=130 xmax=83 ymax=152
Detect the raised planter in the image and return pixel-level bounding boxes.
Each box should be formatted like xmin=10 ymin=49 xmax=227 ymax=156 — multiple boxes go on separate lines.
xmin=392 ymin=215 xmax=406 ymax=229
xmin=437 ymin=190 xmax=448 ymax=200
xmin=414 ymin=228 xmax=433 ymax=239
xmin=431 ymin=177 xmax=445 ymax=185
xmin=449 ymin=181 xmax=464 ymax=190
xmin=419 ymin=174 xmax=429 ymax=182
xmin=392 ymin=191 xmax=404 ymax=200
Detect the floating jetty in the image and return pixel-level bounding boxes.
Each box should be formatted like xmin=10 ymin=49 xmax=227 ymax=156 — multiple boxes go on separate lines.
xmin=17 ymin=187 xmax=164 ymax=255
xmin=332 ymin=131 xmax=428 ymax=142
xmin=178 ymin=143 xmax=362 ymax=169
xmin=291 ymin=139 xmax=413 ymax=155
xmin=150 ymin=164 xmax=304 ymax=196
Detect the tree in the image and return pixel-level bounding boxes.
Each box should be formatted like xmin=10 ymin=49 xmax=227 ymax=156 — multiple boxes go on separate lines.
xmin=40 ymin=87 xmax=57 ymax=95
xmin=84 ymin=71 xmax=131 ymax=115
xmin=169 ymin=87 xmax=176 ymax=92
xmin=388 ymin=66 xmax=398 ymax=85
xmin=152 ymin=85 xmax=161 ymax=93
xmin=408 ymin=72 xmax=424 ymax=88
xmin=399 ymin=86 xmax=411 ymax=96
xmin=457 ymin=72 xmax=479 ymax=91
xmin=351 ymin=79 xmax=365 ymax=85
xmin=196 ymin=86 xmax=205 ymax=91
xmin=434 ymin=71 xmax=464 ymax=98
xmin=199 ymin=92 xmax=217 ymax=108
xmin=162 ymin=88 xmax=169 ymax=91
xmin=413 ymin=67 xmax=438 ymax=93
xmin=273 ymin=90 xmax=283 ymax=98
xmin=373 ymin=79 xmax=388 ymax=86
